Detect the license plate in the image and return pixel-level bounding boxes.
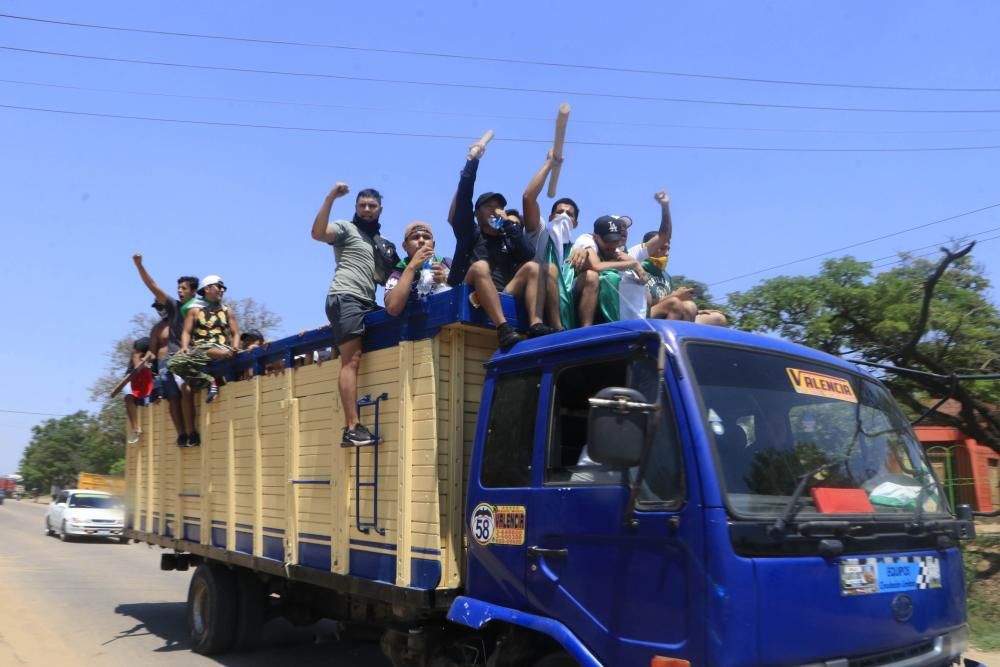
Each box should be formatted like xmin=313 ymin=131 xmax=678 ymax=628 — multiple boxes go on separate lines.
xmin=840 ymin=556 xmax=941 ymax=596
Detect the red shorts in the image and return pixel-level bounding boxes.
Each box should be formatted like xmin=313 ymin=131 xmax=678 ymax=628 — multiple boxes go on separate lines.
xmin=130 ymin=367 xmax=154 ymax=399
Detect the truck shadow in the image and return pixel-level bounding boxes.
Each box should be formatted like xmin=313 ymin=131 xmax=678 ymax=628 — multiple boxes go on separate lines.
xmin=112 ymin=602 xmax=388 ymax=665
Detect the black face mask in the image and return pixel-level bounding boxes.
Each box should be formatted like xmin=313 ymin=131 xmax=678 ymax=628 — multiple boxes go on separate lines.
xmin=352 ymin=214 xmax=381 ymax=238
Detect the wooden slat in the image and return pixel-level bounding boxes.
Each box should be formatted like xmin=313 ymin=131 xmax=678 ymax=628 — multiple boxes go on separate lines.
xmin=394 ymin=341 xmax=413 ymax=586
xmin=445 ymin=327 xmax=465 ymax=587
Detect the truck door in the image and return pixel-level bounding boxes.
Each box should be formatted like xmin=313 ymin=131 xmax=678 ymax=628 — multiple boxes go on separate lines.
xmin=466 ymin=368 xmax=545 ymax=612
xmin=524 ymin=352 xmax=706 ymax=665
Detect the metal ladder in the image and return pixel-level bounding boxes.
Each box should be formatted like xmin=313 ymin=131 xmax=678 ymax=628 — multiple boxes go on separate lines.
xmin=353 ymin=392 xmax=388 ymax=535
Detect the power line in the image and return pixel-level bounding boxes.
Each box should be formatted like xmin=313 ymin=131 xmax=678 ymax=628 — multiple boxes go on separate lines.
xmin=8 ymin=77 xmax=1000 ymax=136
xmin=870 ymin=234 xmax=1000 ymax=270
xmin=4 ymin=12 xmax=1000 ymax=94
xmin=10 ymin=102 xmax=1000 ymax=153
xmin=0 ymin=409 xmax=71 ymax=417
xmin=862 ymin=225 xmax=1000 ymax=264
xmin=708 ymin=202 xmax=1000 ymax=287
xmin=8 ymin=44 xmax=1000 ymax=115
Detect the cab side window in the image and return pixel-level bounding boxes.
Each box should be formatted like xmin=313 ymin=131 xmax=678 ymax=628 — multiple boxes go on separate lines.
xmin=546 ymin=359 xmax=629 ymax=484
xmin=481 ymin=371 xmax=541 ymax=488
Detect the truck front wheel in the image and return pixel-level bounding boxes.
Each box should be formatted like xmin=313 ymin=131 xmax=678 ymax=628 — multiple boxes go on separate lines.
xmin=187 ymin=563 xmax=238 ymax=655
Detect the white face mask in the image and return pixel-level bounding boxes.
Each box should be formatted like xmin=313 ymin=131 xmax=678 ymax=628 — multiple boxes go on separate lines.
xmin=551 ymin=213 xmax=574 ymax=227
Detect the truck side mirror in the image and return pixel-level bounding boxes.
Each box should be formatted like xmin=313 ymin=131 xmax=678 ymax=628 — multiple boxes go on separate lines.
xmin=587 ymin=387 xmax=657 ymax=468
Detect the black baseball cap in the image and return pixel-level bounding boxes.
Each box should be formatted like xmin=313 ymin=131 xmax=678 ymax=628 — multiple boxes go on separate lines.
xmin=240 ymin=330 xmax=264 ymax=343
xmin=474 ymin=192 xmax=507 ymax=210
xmin=593 ymin=215 xmax=631 ymax=243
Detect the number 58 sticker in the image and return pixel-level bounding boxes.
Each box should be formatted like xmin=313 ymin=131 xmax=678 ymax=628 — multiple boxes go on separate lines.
xmin=471 ymin=503 xmax=526 ymax=546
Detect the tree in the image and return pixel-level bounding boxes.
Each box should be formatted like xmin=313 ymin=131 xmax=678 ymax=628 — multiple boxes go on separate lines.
xmin=672 ymin=273 xmax=728 ymax=314
xmin=19 ymin=412 xmax=102 ymax=494
xmin=727 ymin=243 xmax=1000 ymax=453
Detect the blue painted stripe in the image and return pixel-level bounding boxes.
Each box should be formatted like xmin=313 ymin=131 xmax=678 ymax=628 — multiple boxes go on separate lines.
xmin=210 ymin=519 xmax=227 ymax=526
xmin=411 ymin=546 xmax=441 ymax=556
xmin=152 ymin=517 xmax=160 ymax=533
xmin=410 ymin=557 xmax=442 ymax=589
xmin=178 ymin=492 xmax=201 ymax=497
xmin=290 ymin=479 xmax=331 ymax=485
xmin=182 ymin=515 xmax=200 ymax=522
xmin=299 ymin=542 xmax=332 ymax=570
xmin=263 ymin=535 xmax=283 ymax=561
xmin=349 ymin=538 xmax=397 ymax=552
xmin=152 ymin=511 xmax=161 ymax=516
xmin=235 ymin=522 xmax=252 ymax=529
xmin=298 ymin=532 xmax=331 ymax=542
xmin=183 ymin=524 xmax=201 ymax=542
xmin=262 ymin=526 xmax=285 ymax=535
xmin=235 ymin=531 xmax=253 ymax=555
xmin=165 ymin=513 xmax=176 ymax=517
xmin=211 ymin=527 xmax=226 ymax=548
xmin=349 ymin=548 xmax=396 ymax=584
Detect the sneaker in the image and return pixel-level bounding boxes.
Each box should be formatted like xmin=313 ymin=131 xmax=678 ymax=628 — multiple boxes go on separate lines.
xmin=206 ymin=382 xmax=219 ymax=404
xmin=127 ymin=430 xmax=141 ymax=444
xmin=341 ymin=424 xmax=375 ymax=447
xmin=496 ymin=322 xmax=525 ymax=350
xmin=176 ymin=433 xmax=189 ymax=448
xmin=527 ymin=323 xmax=559 ymax=338
xmin=188 ymin=431 xmax=201 ymax=447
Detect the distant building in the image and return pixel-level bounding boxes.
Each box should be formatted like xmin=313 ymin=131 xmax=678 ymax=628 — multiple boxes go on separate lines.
xmin=914 ymin=399 xmax=999 ymax=512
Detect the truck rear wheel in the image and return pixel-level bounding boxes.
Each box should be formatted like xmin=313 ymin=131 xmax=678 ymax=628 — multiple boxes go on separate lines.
xmin=187 ymin=563 xmax=238 ymax=655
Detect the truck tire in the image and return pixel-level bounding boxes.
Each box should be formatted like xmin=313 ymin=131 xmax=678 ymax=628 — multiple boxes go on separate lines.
xmin=187 ymin=563 xmax=239 ymax=655
xmin=232 ymin=569 xmax=267 ymax=651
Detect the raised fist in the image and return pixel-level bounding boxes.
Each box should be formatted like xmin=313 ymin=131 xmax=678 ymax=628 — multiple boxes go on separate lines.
xmin=132 ymin=253 xmax=143 ymax=265
xmin=655 ymin=191 xmax=670 ymax=205
xmin=330 ymin=182 xmax=350 ymax=198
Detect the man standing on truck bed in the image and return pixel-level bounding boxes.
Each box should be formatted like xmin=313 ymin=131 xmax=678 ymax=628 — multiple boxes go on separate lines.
xmin=311 ymin=183 xmax=398 ymax=447
xmin=132 ymin=254 xmax=199 ymax=446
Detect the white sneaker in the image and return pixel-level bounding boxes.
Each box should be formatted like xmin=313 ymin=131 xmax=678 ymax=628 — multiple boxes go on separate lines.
xmin=127 ymin=430 xmax=141 ymax=444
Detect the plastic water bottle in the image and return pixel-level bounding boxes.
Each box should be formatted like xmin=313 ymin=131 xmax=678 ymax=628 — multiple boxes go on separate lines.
xmin=490 ymin=215 xmax=504 ymax=231
xmin=416 ymin=260 xmax=434 ymax=297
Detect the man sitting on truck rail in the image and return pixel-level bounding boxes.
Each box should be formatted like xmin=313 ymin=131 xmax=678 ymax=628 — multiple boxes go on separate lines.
xmin=124 ymin=337 xmax=154 ymax=444
xmin=522 ymin=149 xmax=581 ymax=331
xmin=311 ymin=183 xmax=399 ymax=448
xmin=571 ymin=214 xmax=649 ymax=326
xmin=168 ymin=275 xmax=240 ymax=447
xmin=383 ymin=221 xmax=451 ymax=316
xmin=446 ymin=142 xmax=550 ymax=348
xmin=132 ymin=254 xmax=199 ymax=446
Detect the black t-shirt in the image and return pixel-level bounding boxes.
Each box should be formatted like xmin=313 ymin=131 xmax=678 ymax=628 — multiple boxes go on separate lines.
xmin=162 ymin=297 xmax=185 ymax=355
xmin=469 ymin=232 xmax=533 ymax=289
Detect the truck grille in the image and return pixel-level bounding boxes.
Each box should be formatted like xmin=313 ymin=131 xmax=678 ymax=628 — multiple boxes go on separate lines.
xmin=848 ymin=640 xmax=935 ymax=667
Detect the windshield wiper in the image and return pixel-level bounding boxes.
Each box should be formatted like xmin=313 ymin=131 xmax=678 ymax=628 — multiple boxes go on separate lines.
xmin=770 ymin=458 xmax=850 ymax=537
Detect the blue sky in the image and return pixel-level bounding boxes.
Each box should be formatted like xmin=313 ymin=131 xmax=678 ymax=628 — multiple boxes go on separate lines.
xmin=1 ymin=1 xmax=998 ymax=473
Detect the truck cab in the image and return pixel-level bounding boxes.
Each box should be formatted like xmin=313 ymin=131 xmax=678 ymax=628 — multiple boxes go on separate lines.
xmin=456 ymin=319 xmax=972 ymax=666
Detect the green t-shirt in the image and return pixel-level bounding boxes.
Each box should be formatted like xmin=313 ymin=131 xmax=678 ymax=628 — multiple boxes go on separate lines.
xmin=327 ymin=220 xmax=377 ymax=302
xmin=641 ymin=259 xmax=673 ymax=301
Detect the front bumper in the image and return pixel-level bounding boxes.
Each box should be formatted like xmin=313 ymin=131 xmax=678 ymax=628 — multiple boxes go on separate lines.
xmin=66 ymin=524 xmax=124 ymax=537
xmin=801 ymin=625 xmax=968 ymax=667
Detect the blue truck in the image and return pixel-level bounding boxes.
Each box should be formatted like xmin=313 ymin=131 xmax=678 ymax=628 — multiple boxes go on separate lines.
xmin=125 ymin=286 xmax=983 ymax=666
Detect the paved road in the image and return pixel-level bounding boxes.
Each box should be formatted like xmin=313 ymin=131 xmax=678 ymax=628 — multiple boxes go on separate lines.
xmin=0 ymin=499 xmax=389 ymax=666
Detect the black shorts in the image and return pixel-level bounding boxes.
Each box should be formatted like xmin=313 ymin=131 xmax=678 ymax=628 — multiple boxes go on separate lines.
xmin=325 ymin=293 xmax=376 ymax=347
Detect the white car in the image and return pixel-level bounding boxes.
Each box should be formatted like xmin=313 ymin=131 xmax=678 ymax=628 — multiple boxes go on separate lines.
xmin=45 ymin=489 xmax=126 ymax=542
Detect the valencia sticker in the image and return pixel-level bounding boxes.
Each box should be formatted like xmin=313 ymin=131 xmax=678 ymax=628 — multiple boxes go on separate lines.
xmin=470 ymin=503 xmax=526 ymax=546
xmin=787 ymin=368 xmax=857 ymax=403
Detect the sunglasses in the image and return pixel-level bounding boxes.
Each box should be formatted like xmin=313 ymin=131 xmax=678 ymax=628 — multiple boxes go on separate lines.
xmin=208 ymin=283 xmax=226 ymax=292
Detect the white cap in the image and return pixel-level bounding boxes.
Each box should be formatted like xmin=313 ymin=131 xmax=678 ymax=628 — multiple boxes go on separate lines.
xmin=197 ymin=275 xmax=224 ymax=295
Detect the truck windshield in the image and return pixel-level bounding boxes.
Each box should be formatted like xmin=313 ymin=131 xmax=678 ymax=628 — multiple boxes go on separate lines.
xmin=686 ymin=343 xmax=944 ymax=518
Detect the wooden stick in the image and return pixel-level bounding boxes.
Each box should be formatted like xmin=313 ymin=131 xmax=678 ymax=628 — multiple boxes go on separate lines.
xmin=546 ymin=104 xmax=571 ymax=198
xmin=468 ymin=129 xmax=494 ymax=158
xmin=110 ymin=351 xmax=156 ymax=398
